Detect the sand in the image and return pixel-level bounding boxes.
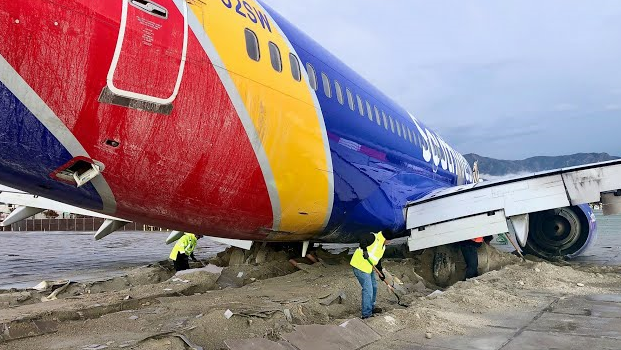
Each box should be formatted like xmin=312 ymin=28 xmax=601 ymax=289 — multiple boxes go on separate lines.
xmin=1 ymin=245 xmax=620 ymax=350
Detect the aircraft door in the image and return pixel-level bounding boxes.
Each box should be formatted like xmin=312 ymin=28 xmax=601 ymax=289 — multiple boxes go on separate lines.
xmin=106 ymin=0 xmax=188 ymax=106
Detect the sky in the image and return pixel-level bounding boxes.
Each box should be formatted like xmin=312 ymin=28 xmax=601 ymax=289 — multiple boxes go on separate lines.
xmin=261 ymin=1 xmax=621 ymax=160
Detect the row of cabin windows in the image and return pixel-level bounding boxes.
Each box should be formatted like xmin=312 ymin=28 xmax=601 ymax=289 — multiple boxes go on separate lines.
xmin=244 ymin=28 xmax=421 ymax=147
xmin=245 ymin=28 xmax=302 ymax=82
xmin=306 ymin=62 xmax=421 ymax=146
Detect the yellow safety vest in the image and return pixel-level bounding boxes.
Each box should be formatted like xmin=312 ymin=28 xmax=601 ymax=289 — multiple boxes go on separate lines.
xmin=169 ymin=233 xmax=197 ymax=261
xmin=350 ymin=232 xmax=386 ymax=273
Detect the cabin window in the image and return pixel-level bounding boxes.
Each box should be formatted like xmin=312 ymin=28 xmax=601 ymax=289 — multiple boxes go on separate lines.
xmin=374 ymin=106 xmax=381 ymax=126
xmin=322 ymin=73 xmax=331 ymax=98
xmin=356 ymin=95 xmax=364 ymax=116
xmin=306 ymin=63 xmax=317 ymax=90
xmin=289 ymin=54 xmax=301 ymax=81
xmin=382 ymin=111 xmax=388 ymax=130
xmin=335 ymin=80 xmax=344 ymax=105
xmin=244 ymin=28 xmax=260 ymax=61
xmin=346 ymin=88 xmax=355 ymax=110
xmin=407 ymin=127 xmax=414 ymax=144
xmin=268 ymin=42 xmax=282 ymax=72
xmin=366 ymin=101 xmax=373 ymax=121
xmin=396 ymin=120 xmax=402 ymax=137
xmin=403 ymin=125 xmax=408 ymax=140
xmin=389 ymin=115 xmax=395 ymax=133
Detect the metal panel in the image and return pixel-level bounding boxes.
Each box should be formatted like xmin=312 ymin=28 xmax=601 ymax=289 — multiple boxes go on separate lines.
xmin=563 ymin=166 xmax=621 ymax=205
xmin=408 ymin=211 xmax=509 ymax=251
xmin=407 ymin=175 xmax=569 ymax=229
xmin=405 ymin=160 xmax=621 ymax=252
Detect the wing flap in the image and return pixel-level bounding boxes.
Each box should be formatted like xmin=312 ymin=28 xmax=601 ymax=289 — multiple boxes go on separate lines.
xmin=405 ymin=160 xmax=621 ymax=251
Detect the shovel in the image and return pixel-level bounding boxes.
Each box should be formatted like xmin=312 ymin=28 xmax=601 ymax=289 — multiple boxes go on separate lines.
xmin=369 ymin=262 xmax=408 ymax=307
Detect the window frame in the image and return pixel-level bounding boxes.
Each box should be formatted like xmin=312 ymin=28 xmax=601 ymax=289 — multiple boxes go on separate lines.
xmin=374 ymin=106 xmax=381 ymax=126
xmin=306 ymin=63 xmax=318 ymax=90
xmin=365 ymin=101 xmax=373 ymax=121
xmin=335 ymin=80 xmax=344 ymax=105
xmin=289 ymin=53 xmax=301 ymax=82
xmin=268 ymin=41 xmax=282 ymax=72
xmin=244 ymin=28 xmax=260 ymax=62
xmin=356 ymin=95 xmax=365 ymax=116
xmin=382 ymin=111 xmax=388 ymax=130
xmin=346 ymin=88 xmax=355 ymax=110
xmin=321 ymin=72 xmax=332 ymax=98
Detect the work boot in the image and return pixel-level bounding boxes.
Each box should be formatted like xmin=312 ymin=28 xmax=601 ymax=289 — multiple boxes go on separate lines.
xmin=372 ymin=307 xmax=383 ymax=314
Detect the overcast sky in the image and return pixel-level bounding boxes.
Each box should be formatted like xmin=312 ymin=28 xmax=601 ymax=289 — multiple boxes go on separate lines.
xmin=262 ymin=1 xmax=621 ymax=160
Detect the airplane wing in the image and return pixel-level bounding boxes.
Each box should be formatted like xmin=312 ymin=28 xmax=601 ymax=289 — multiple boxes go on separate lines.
xmin=405 ymin=160 xmax=621 ymax=253
xmin=0 ymin=186 xmax=252 ymax=249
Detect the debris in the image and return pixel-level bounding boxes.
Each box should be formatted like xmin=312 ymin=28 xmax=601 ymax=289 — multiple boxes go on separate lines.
xmin=124 ymin=295 xmax=131 ymax=300
xmin=32 ymin=280 xmax=69 ymax=292
xmin=576 ymin=283 xmax=585 ymax=287
xmin=196 ymin=313 xmax=204 ymax=319
xmin=319 ymin=290 xmax=346 ymax=306
xmin=41 ymin=281 xmax=71 ymax=302
xmin=425 ymin=332 xmax=433 ymax=339
xmin=427 ymin=290 xmax=444 ymax=299
xmin=224 ymin=309 xmax=234 ymax=319
xmin=384 ymin=315 xmax=397 ymax=326
xmin=175 ymin=334 xmax=204 ymax=350
xmin=237 ymin=272 xmax=244 ymax=278
xmin=82 ymin=345 xmax=108 ymax=350
xmin=163 ymin=288 xmax=173 ymax=292
xmin=596 ymin=273 xmax=604 ymax=278
xmin=283 ymin=308 xmax=292 ymax=322
xmin=128 ymin=315 xmax=139 ymax=320
xmin=535 ymin=268 xmax=541 ymax=273
xmin=518 ymin=281 xmax=525 ymax=286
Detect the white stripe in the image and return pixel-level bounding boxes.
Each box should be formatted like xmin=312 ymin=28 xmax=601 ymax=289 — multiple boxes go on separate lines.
xmin=0 ymin=55 xmax=117 ymax=213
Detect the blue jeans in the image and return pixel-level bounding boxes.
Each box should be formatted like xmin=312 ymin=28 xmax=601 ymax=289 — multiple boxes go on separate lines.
xmin=353 ymin=267 xmax=377 ymax=318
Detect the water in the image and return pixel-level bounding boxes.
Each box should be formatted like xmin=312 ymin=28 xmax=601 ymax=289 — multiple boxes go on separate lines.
xmin=0 ymin=231 xmax=228 ymax=289
xmin=1 ymin=212 xmax=620 ymax=290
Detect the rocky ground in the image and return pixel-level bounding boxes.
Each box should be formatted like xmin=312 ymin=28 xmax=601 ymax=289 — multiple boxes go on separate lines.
xmin=1 ymin=244 xmax=621 ymax=350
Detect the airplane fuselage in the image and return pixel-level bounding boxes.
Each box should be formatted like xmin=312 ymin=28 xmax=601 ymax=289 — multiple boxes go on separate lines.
xmin=0 ymin=0 xmax=473 ymax=243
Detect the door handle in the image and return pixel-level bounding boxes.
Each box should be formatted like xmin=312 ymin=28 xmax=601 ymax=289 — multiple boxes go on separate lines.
xmin=130 ymin=0 xmax=168 ymax=19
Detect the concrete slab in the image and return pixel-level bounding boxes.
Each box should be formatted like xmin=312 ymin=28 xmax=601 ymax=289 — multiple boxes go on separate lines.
xmin=365 ymin=327 xmax=515 ymax=350
xmin=340 ymin=318 xmax=382 ymax=344
xmin=481 ymin=310 xmax=540 ymax=329
xmin=363 ymin=314 xmax=406 ymax=336
xmin=552 ymin=296 xmax=621 ymax=318
xmin=586 ymin=294 xmax=621 ymax=303
xmin=225 ymin=338 xmax=293 ymax=350
xmin=421 ymin=328 xmax=516 ymax=350
xmin=283 ymin=319 xmax=381 ymax=350
xmin=527 ymin=312 xmax=621 ymax=339
xmin=502 ymin=330 xmax=621 ymax=350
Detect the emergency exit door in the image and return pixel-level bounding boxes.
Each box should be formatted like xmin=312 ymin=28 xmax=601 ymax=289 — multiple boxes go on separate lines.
xmin=107 ymin=0 xmax=188 ymax=105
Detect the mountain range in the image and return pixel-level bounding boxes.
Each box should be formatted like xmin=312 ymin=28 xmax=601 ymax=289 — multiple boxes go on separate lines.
xmin=463 ymin=153 xmax=620 ymax=177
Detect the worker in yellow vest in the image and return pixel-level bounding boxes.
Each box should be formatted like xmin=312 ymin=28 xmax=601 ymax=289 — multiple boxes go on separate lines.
xmin=169 ymin=233 xmax=201 ymax=272
xmin=350 ymin=229 xmax=393 ymax=319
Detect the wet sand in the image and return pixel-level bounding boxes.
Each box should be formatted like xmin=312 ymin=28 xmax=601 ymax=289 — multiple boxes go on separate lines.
xmin=0 ymin=231 xmax=228 ymax=289
xmin=1 ymin=212 xmax=620 ymax=349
